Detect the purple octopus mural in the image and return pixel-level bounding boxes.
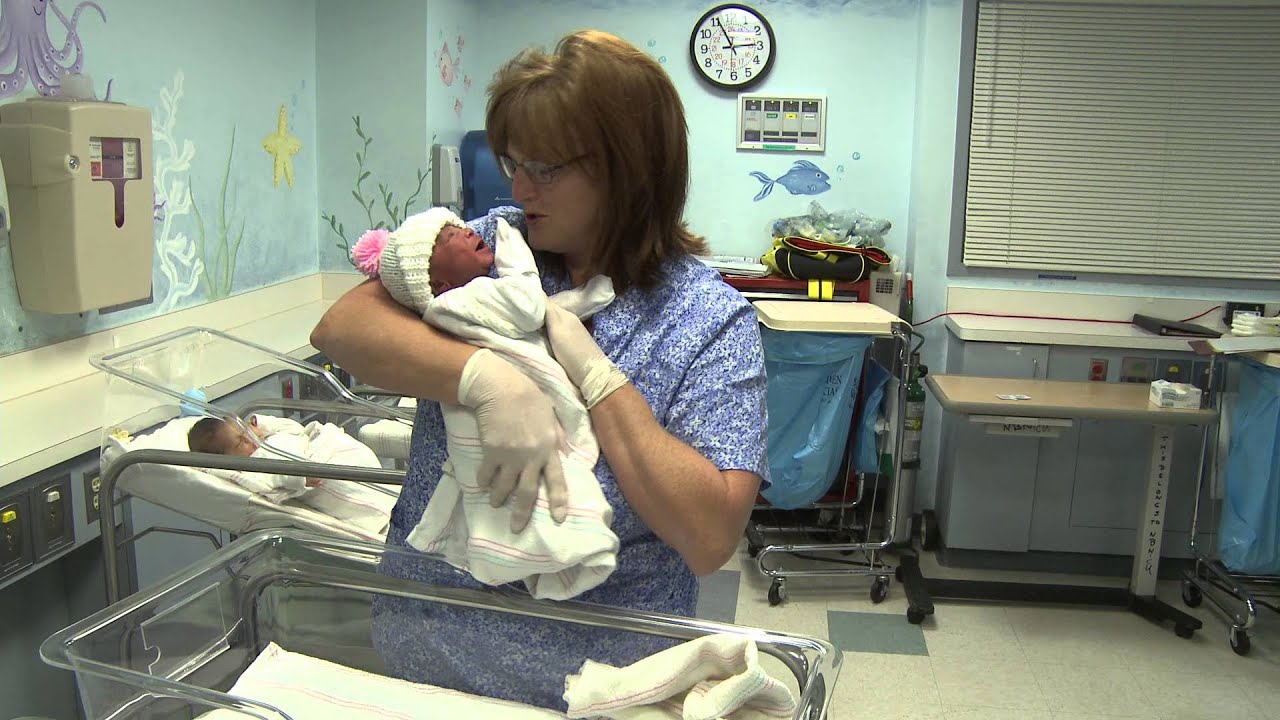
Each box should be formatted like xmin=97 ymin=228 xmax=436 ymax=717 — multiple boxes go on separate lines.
xmin=0 ymin=0 xmax=106 ymax=99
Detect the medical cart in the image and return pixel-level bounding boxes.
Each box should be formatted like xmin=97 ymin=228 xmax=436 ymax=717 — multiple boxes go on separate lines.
xmin=744 ymin=301 xmax=913 ymax=609
xmin=1181 ymin=350 xmax=1280 ymax=655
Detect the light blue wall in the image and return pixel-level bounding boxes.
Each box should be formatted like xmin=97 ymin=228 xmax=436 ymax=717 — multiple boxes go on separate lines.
xmin=0 ymin=0 xmax=318 ymax=355
xmin=458 ymin=0 xmax=920 ymax=262
xmin=315 ymin=0 xmax=428 ymax=272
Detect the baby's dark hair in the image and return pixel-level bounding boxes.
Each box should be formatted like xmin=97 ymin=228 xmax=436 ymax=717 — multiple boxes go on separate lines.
xmin=188 ymin=417 xmax=231 ymax=454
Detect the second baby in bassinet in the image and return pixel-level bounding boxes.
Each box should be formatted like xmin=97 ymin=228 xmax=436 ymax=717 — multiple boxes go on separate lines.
xmin=187 ymin=414 xmax=397 ymax=535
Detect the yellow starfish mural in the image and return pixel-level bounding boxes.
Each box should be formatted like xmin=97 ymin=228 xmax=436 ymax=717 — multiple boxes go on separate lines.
xmin=262 ymin=104 xmax=301 ymax=188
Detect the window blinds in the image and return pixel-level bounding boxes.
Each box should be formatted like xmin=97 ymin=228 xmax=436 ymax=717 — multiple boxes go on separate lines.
xmin=963 ymin=1 xmax=1280 ymax=279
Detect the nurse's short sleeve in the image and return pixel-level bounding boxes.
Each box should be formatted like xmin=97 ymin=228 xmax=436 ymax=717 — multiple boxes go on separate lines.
xmin=664 ymin=302 xmax=771 ymax=487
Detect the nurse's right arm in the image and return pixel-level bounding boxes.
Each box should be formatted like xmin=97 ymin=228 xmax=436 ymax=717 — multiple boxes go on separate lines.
xmin=310 ymin=279 xmax=569 ymax=531
xmin=310 ymin=279 xmax=473 ymax=404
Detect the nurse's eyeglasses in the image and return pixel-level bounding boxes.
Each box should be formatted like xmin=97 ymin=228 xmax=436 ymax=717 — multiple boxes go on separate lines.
xmin=498 ymin=155 xmax=586 ymax=185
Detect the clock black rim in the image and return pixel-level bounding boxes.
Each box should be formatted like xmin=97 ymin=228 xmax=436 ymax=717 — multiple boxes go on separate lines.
xmin=688 ymin=3 xmax=776 ymax=92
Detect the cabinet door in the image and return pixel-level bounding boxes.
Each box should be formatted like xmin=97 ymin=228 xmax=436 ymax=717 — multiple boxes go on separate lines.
xmin=958 ymin=342 xmax=1049 ymax=379
xmin=1029 ymin=346 xmax=1205 ymax=556
xmin=936 ymin=342 xmax=1050 ymax=552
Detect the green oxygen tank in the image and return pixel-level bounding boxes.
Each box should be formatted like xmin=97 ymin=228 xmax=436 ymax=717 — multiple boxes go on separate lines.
xmin=903 ymin=353 xmax=928 ymax=466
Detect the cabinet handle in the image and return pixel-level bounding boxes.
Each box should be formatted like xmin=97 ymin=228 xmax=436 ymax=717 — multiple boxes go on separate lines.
xmin=1033 ymin=359 xmax=1040 ymax=378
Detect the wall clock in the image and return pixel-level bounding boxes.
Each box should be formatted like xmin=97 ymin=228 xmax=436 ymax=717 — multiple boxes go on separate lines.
xmin=689 ymin=4 xmax=776 ymax=91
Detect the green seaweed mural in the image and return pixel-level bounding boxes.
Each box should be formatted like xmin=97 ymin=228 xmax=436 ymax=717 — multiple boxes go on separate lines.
xmin=192 ymin=128 xmax=246 ymax=300
xmin=322 ymin=116 xmax=432 ymax=266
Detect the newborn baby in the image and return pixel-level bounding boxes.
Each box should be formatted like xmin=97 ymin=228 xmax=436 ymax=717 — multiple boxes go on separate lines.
xmin=350 ymin=207 xmax=618 ymax=600
xmin=187 ymin=414 xmax=397 ymax=535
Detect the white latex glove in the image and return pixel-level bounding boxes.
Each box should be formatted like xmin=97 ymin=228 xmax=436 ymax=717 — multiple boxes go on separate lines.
xmin=457 ymin=349 xmax=568 ymax=532
xmin=544 ymin=303 xmax=629 ymax=409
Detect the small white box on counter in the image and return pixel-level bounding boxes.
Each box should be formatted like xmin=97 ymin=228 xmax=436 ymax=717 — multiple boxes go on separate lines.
xmin=1149 ymin=380 xmax=1202 ymax=409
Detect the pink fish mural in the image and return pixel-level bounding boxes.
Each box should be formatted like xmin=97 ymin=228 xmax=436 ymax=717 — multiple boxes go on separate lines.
xmin=463 ymin=75 xmax=472 ymax=92
xmin=454 ymin=98 xmax=464 ymax=117
xmin=438 ymin=42 xmax=458 ymax=87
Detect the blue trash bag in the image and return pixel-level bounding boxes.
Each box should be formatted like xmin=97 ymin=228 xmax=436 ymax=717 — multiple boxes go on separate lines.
xmin=1218 ymin=357 xmax=1280 ymax=575
xmin=853 ymin=359 xmax=892 ymax=475
xmin=759 ymin=327 xmax=872 ymax=510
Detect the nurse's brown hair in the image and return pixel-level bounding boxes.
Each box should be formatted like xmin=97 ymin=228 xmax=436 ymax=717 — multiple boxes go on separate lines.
xmin=486 ymin=30 xmax=708 ymax=293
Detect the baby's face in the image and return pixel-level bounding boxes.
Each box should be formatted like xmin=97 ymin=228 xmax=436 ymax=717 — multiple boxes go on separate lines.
xmin=430 ymin=225 xmax=495 ymax=294
xmin=221 ymin=423 xmax=264 ymax=457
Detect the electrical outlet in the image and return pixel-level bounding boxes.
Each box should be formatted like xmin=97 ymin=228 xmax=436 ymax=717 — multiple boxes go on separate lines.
xmin=1120 ymin=357 xmax=1156 ymax=383
xmin=1224 ymin=302 xmax=1266 ymax=326
xmin=1156 ymin=358 xmax=1191 ymax=383
xmin=1088 ymin=358 xmax=1109 ymax=382
xmin=84 ymin=467 xmax=102 ymax=525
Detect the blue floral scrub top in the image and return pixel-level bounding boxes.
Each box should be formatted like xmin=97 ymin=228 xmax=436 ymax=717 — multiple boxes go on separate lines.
xmin=372 ymin=207 xmax=770 ymax=711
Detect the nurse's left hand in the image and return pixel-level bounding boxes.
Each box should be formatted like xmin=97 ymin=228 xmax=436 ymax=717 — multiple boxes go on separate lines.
xmin=544 ymin=303 xmax=629 ymax=409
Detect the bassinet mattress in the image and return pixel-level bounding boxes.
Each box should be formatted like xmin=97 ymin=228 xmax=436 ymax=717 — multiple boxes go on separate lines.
xmin=200 ymin=642 xmax=563 ymax=719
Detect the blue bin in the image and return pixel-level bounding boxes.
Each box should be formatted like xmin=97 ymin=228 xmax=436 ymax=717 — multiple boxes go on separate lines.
xmin=759 ymin=326 xmax=872 ymax=510
xmin=1218 ymin=357 xmax=1280 ymax=575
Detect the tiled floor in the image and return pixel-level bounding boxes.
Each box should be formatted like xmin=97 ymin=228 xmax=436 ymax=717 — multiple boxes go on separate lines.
xmin=700 ymin=545 xmax=1280 ymax=720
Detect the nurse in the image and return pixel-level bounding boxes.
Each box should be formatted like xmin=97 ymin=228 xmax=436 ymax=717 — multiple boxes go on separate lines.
xmin=310 ymin=30 xmax=770 ymax=710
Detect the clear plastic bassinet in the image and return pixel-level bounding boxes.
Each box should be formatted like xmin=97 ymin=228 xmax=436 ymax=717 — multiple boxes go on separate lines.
xmin=90 ymin=325 xmax=414 ymax=463
xmin=40 ymin=529 xmax=842 ymax=720
xmin=89 ymin=326 xmax=417 ymax=603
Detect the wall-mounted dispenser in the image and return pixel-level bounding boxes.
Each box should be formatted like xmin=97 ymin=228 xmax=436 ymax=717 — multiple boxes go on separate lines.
xmin=0 ymin=91 xmax=153 ymax=314
xmin=460 ymin=130 xmax=515 ymax=221
xmin=431 ymin=143 xmax=462 ymax=210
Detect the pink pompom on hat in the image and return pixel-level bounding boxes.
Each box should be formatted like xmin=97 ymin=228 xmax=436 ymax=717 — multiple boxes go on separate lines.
xmin=349 ymin=206 xmax=466 ymax=313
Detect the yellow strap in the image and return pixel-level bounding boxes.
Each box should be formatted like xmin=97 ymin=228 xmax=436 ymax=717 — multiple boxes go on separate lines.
xmin=806 ymin=279 xmax=836 ymax=301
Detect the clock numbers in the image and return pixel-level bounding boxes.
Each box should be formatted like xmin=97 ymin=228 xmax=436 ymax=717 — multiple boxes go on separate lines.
xmin=690 ymin=4 xmax=775 ymax=90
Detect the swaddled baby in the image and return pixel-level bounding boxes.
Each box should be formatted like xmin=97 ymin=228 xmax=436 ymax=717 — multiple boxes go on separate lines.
xmin=187 ymin=414 xmax=396 ymax=535
xmin=350 ymin=207 xmax=618 ymax=600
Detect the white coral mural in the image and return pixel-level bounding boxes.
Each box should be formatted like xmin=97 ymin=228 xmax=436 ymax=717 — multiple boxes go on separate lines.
xmin=152 ymin=70 xmax=202 ymax=313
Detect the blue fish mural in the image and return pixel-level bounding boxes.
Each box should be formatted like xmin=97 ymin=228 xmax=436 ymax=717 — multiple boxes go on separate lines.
xmin=750 ymin=161 xmax=831 ymax=202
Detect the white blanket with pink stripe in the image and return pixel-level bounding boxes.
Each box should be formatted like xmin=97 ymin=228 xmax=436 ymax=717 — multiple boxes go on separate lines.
xmin=209 ymin=414 xmax=397 ymax=535
xmin=405 ymin=217 xmax=619 ymax=600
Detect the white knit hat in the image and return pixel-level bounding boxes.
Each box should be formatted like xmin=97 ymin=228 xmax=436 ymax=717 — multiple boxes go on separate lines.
xmin=375 ymin=207 xmax=467 ymax=313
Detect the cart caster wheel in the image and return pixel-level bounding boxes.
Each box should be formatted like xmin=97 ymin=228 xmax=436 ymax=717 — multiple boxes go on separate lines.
xmin=907 ymin=607 xmax=927 ymax=625
xmin=1230 ymin=626 xmax=1251 ymax=656
xmin=919 ymin=510 xmax=940 ymax=551
xmin=768 ymin=579 xmax=787 ymax=607
xmin=870 ymin=577 xmax=889 ymax=604
xmin=748 ymin=544 xmax=761 ymax=559
xmin=1174 ymin=623 xmax=1195 ymax=640
xmin=1181 ymin=579 xmax=1203 ymax=608
xmin=894 ymin=565 xmax=904 ymax=582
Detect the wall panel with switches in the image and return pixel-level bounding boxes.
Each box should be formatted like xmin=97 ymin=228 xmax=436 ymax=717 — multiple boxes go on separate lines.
xmin=31 ymin=474 xmax=74 ymax=561
xmin=1 ymin=490 xmax=34 ymax=580
xmin=737 ymin=93 xmax=826 ymax=152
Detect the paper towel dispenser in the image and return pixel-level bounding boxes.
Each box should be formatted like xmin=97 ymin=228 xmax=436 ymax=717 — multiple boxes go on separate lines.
xmin=432 ymin=143 xmax=462 ymax=210
xmin=0 ymin=94 xmax=153 ymax=314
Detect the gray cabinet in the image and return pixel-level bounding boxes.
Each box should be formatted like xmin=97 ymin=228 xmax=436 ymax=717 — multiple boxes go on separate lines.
xmin=935 ymin=341 xmax=1209 ymax=562
xmin=936 ymin=343 xmax=1050 ymax=552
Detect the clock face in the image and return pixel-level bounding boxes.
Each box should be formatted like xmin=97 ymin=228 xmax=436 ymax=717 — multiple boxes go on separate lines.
xmin=689 ymin=4 xmax=775 ymax=91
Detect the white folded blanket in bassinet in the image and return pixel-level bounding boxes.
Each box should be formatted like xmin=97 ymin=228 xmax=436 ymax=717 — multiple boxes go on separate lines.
xmin=563 ymin=635 xmax=797 ymax=720
xmin=199 ymin=642 xmax=561 ymax=719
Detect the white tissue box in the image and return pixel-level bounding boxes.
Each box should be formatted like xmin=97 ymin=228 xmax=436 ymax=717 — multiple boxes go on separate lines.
xmin=1149 ymin=380 xmax=1202 ymax=409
